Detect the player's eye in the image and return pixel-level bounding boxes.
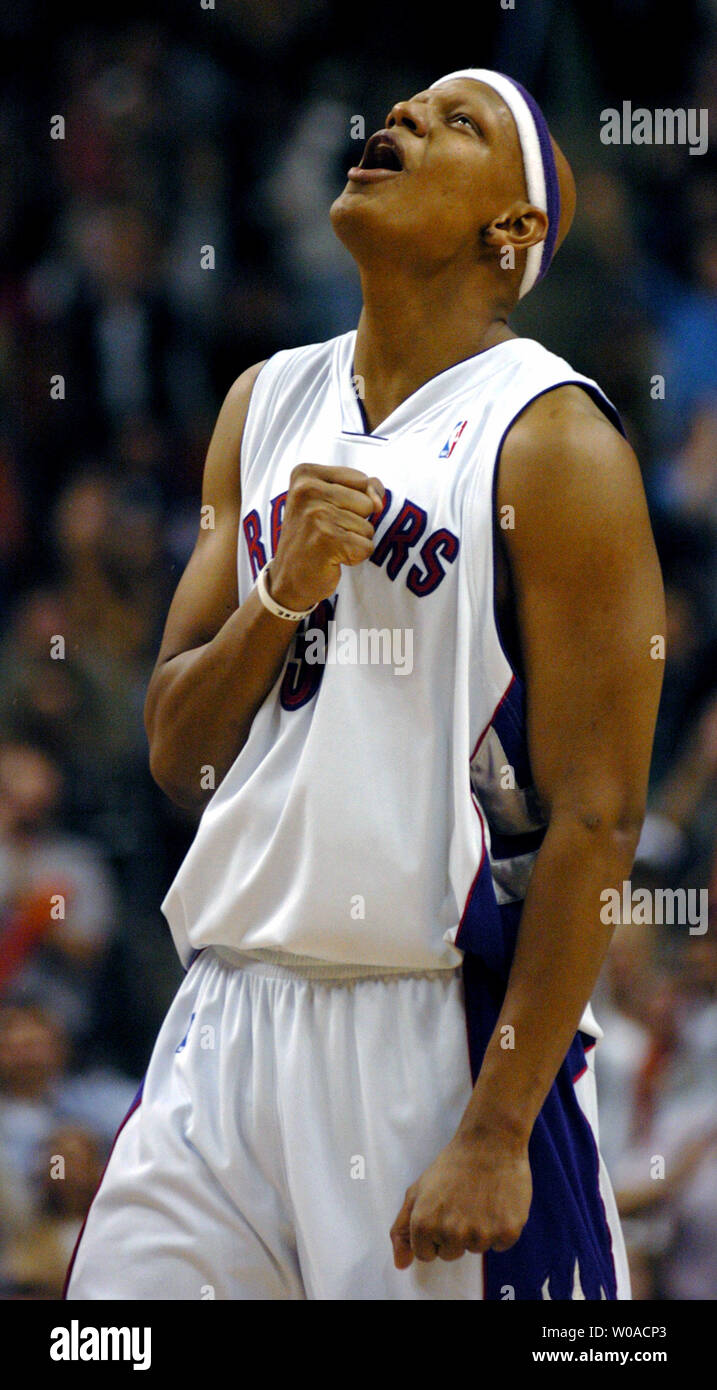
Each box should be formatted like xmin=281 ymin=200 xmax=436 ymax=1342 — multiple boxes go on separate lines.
xmin=449 ymin=113 xmax=482 ymax=135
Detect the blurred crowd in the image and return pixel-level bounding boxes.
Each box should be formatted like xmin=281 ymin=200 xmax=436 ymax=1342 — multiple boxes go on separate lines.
xmin=0 ymin=1 xmax=715 ymax=1298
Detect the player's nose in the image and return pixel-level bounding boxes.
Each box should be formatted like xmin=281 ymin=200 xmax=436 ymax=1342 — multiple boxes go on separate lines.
xmin=385 ymin=98 xmax=429 ymax=137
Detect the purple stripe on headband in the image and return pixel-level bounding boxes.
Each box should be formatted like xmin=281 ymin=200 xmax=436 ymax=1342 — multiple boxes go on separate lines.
xmin=498 ymin=72 xmax=561 ymax=283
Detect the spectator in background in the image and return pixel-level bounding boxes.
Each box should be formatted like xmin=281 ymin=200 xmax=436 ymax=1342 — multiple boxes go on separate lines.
xmin=0 ymin=581 xmax=139 ymax=753
xmin=0 ymin=583 xmax=171 ymax=903
xmin=260 ymin=84 xmax=363 ymax=340
xmin=651 ymin=214 xmax=717 ymax=455
xmin=0 ymin=1000 xmax=136 ymax=1297
xmin=644 ymin=693 xmax=717 ymax=890
xmin=595 ymin=924 xmax=717 ymax=1299
xmin=51 ymin=469 xmax=168 ymax=684
xmin=0 ymin=739 xmax=117 ymax=1049
xmin=659 ymin=932 xmax=717 ymax=1300
xmin=0 ymin=1124 xmax=104 ymax=1299
xmin=655 ymin=399 xmax=717 ymax=529
xmin=163 ymin=139 xmax=230 ymax=405
xmin=0 ymin=1003 xmax=134 ymax=1194
xmin=60 ymin=203 xmax=175 ymax=445
xmin=644 ymin=552 xmax=717 ymax=788
xmin=649 ymin=403 xmax=717 ymax=648
xmin=0 ymin=1006 xmax=71 ymax=1193
xmin=604 ymin=935 xmax=717 ymax=1301
xmin=594 ymin=919 xmax=657 ymax=1174
xmin=0 ymin=442 xmax=25 ymax=613
xmin=0 ymin=577 xmax=188 ymax=1074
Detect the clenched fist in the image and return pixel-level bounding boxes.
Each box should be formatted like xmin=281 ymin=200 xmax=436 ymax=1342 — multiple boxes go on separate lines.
xmin=390 ymin=1131 xmax=532 ymax=1267
xmin=268 ymin=463 xmax=385 ymax=613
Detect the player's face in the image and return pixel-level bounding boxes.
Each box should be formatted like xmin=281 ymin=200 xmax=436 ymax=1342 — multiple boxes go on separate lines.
xmin=330 ymin=79 xmax=527 ymax=271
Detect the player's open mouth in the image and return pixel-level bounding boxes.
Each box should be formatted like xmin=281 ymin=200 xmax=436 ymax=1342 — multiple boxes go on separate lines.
xmin=347 ymin=129 xmax=405 ymax=184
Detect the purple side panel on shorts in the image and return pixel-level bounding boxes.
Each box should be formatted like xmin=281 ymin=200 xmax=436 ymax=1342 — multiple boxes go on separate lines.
xmin=462 ymin=954 xmax=618 ymax=1301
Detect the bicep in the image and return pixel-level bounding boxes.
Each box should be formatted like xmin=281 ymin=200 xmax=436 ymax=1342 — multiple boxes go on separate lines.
xmin=499 ymin=412 xmax=665 ymax=826
xmin=154 ymin=513 xmax=239 ymax=668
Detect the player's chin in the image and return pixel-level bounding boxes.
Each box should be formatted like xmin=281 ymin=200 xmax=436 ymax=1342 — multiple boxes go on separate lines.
xmin=330 ymin=186 xmax=375 ymax=220
xmin=329 ymin=189 xmax=352 ymax=222
xmin=330 ymin=186 xmax=405 ymax=252
xmin=331 ymin=177 xmax=402 ymax=217
xmin=329 ymin=190 xmax=379 ymax=249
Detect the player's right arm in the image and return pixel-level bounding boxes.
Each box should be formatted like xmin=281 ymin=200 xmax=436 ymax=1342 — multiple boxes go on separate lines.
xmin=144 ymin=363 xmax=384 ymax=811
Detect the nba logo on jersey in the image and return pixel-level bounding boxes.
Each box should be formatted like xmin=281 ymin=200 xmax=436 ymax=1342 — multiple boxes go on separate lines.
xmin=438 ymin=420 xmax=468 ymax=458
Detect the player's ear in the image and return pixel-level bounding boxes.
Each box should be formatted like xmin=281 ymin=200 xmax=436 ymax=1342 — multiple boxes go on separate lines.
xmin=482 ymin=203 xmax=548 ymax=253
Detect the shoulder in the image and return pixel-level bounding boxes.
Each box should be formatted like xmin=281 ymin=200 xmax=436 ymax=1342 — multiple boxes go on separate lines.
xmin=498 ymin=383 xmax=646 ymax=533
xmin=505 ymin=380 xmax=626 ymax=457
xmin=198 ymin=360 xmax=268 ymax=506
xmin=495 ymin=383 xmax=663 ymax=609
xmin=220 ymin=359 xmax=270 ymax=426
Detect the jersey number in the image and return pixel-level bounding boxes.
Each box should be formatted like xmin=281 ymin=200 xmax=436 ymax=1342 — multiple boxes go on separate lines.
xmin=279 ymin=597 xmax=335 ymax=711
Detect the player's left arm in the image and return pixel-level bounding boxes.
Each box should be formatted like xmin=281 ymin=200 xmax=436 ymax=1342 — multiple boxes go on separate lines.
xmin=391 ymin=386 xmax=665 ymax=1267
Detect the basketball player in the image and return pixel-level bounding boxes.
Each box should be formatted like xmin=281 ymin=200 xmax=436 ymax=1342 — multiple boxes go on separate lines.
xmin=65 ymin=69 xmax=664 ymax=1300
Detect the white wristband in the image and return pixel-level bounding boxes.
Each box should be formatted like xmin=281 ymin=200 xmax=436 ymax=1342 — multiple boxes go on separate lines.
xmin=256 ymin=563 xmax=314 ymax=622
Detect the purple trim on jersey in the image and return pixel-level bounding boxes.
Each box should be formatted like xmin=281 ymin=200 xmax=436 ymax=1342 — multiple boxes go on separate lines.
xmin=572 ymin=1041 xmax=597 ymax=1085
xmin=62 ymin=1077 xmax=145 ymax=1298
xmin=456 ymin=842 xmax=512 ymax=976
xmin=487 ymin=674 xmax=534 ymax=789
xmin=469 ymin=676 xmax=516 ymax=764
xmin=463 ymin=678 xmax=536 ymax=973
xmin=495 ymin=72 xmax=561 ymax=284
xmin=461 ymin=954 xmax=618 ymax=1299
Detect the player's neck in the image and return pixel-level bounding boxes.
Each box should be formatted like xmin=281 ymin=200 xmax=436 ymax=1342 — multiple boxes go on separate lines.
xmin=353 ymin=267 xmax=515 ymax=433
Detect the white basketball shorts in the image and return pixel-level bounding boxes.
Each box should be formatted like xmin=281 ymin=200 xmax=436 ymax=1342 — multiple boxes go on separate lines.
xmin=64 ymin=947 xmax=628 ymax=1300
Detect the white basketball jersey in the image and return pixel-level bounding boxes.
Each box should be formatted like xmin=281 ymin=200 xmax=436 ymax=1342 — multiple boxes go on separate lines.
xmin=161 ymin=330 xmax=620 ymax=1034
